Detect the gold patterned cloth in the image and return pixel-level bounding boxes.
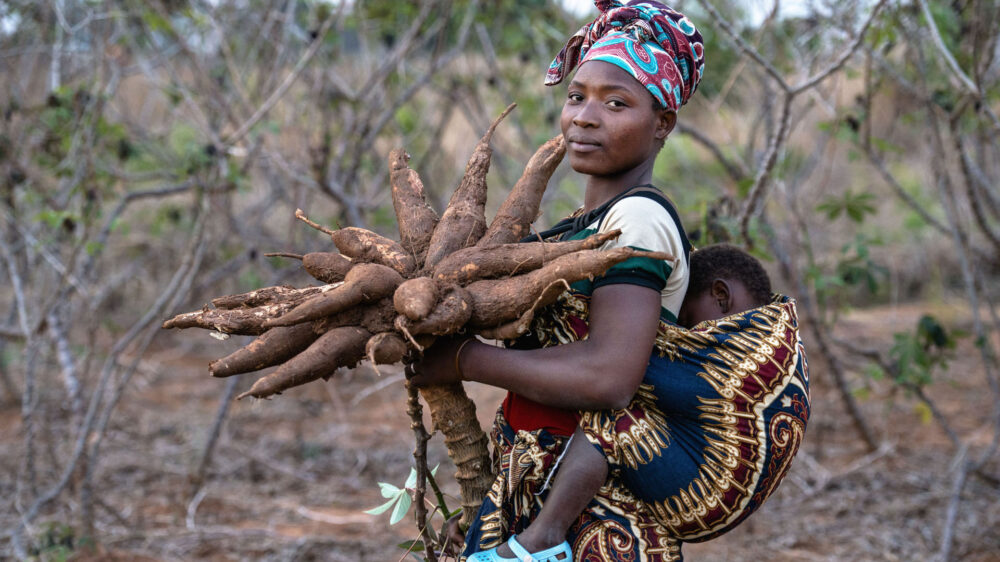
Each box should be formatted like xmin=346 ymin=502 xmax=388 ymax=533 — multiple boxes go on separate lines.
xmin=461 ymin=294 xmax=809 ymax=560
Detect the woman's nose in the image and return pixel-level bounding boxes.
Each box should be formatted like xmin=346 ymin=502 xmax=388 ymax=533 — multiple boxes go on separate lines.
xmin=571 ymin=101 xmax=599 ymax=128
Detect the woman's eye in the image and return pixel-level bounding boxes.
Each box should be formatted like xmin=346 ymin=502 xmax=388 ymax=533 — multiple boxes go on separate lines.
xmin=567 ymin=93 xmax=583 ymax=102
xmin=607 ymin=99 xmax=626 ymax=108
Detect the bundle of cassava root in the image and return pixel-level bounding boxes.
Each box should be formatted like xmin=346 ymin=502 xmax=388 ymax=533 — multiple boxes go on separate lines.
xmin=162 ymin=103 xmax=675 ymax=525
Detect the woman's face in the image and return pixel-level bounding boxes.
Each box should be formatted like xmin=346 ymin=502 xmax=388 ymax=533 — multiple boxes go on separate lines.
xmin=560 ymin=60 xmax=675 ymax=178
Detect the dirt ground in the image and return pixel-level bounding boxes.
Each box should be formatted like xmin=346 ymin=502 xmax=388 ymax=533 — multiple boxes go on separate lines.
xmin=2 ymin=302 xmax=999 ymax=561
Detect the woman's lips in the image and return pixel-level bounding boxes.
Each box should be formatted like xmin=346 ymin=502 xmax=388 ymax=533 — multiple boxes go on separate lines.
xmin=568 ymin=139 xmax=601 ymax=153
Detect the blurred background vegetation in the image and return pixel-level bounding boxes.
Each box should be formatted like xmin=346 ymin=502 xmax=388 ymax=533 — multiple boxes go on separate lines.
xmin=1 ymin=0 xmax=998 ymax=560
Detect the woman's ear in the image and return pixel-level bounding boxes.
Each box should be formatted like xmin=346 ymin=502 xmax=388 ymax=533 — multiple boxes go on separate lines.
xmin=655 ymin=110 xmax=677 ymax=141
xmin=710 ymin=279 xmax=733 ymax=314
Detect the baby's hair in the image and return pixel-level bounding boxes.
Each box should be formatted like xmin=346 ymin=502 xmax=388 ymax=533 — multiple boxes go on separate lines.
xmin=688 ymin=244 xmax=772 ymax=305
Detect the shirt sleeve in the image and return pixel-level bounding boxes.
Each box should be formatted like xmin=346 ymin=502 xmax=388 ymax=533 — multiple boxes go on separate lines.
xmin=591 ymin=196 xmax=686 ymax=294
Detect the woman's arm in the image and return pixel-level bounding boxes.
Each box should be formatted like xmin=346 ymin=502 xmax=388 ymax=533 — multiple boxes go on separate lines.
xmin=410 ymin=283 xmax=661 ymax=410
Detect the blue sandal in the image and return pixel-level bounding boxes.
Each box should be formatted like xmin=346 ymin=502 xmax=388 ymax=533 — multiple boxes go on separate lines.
xmin=467 ymin=535 xmax=572 ymax=562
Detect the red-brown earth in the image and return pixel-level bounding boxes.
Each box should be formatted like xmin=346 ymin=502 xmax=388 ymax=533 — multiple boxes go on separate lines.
xmin=2 ymin=302 xmax=998 ymax=561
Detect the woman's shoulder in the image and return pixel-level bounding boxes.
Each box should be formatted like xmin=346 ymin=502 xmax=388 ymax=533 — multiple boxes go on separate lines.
xmin=602 ymin=192 xmax=681 ymax=233
xmin=598 ymin=187 xmax=692 ymax=262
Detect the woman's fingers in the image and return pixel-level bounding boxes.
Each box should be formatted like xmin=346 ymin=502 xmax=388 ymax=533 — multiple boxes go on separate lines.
xmin=441 ymin=513 xmax=466 ymax=556
xmin=408 ymin=336 xmax=470 ymax=386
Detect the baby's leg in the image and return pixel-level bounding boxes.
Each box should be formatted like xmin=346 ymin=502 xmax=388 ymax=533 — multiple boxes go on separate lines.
xmin=497 ymin=426 xmax=607 ymax=556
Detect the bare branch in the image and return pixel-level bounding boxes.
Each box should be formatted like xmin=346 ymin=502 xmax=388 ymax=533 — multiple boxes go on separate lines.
xmin=7 ymin=190 xmax=211 ymax=549
xmin=936 ymin=446 xmax=969 ymax=562
xmin=675 ymin=120 xmax=749 ymax=183
xmin=739 ymin=93 xmax=792 ymax=244
xmin=791 ymin=0 xmax=889 ymax=94
xmin=0 ymin=228 xmax=32 ymax=337
xmin=861 ymin=148 xmax=950 ymax=236
xmin=0 ymin=325 xmax=25 ymax=340
xmin=695 ymin=0 xmax=790 ymax=92
xmin=806 ymin=318 xmax=880 ymax=452
xmin=358 ymin=0 xmax=439 ymax=95
xmin=47 ymin=309 xmax=82 ymax=421
xmin=406 ymin=376 xmax=438 ymax=562
xmin=224 ymin=5 xmax=343 ymax=146
xmin=953 ymin=126 xmax=1000 ymax=252
xmin=83 ymin=181 xmax=195 ymax=284
xmin=916 ymin=0 xmax=981 ymax=96
xmin=190 ymin=375 xmax=240 ymax=497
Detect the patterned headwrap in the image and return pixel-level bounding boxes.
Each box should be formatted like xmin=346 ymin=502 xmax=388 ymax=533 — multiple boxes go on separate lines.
xmin=545 ymin=0 xmax=705 ymax=112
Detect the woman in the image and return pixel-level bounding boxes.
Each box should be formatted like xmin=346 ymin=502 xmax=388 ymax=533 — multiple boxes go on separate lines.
xmin=413 ymin=2 xmax=807 ymax=561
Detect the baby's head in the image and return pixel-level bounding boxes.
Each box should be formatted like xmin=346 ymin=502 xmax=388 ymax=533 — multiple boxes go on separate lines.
xmin=678 ymin=244 xmax=772 ymax=328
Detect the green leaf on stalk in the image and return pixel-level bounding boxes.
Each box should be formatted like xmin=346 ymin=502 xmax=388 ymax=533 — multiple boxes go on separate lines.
xmin=379 ymin=482 xmax=401 ymax=498
xmin=389 ymin=492 xmax=412 ymax=525
xmin=398 ymin=540 xmax=425 ymax=552
xmin=364 ymin=498 xmax=397 ymax=516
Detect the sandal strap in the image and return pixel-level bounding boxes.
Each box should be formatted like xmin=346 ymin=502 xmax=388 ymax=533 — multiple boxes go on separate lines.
xmin=506 ymin=536 xmax=534 ymax=561
xmin=506 ymin=536 xmax=572 ymax=562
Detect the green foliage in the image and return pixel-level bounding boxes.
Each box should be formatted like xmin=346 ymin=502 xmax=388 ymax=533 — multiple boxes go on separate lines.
xmin=146 ymin=204 xmax=186 ymax=237
xmin=397 ymin=539 xmax=426 ymax=561
xmin=884 ymin=314 xmax=961 ymax=389
xmin=167 ymin=123 xmax=211 ymax=172
xmin=816 ymin=190 xmax=877 ymax=223
xmin=868 ymin=6 xmax=900 ymax=49
xmin=354 ymin=0 xmax=570 ymax=57
xmin=806 ymin=232 xmax=887 ymax=313
xmin=28 ymin=521 xmax=92 ymax=562
xmin=836 ymin=235 xmax=887 ymax=294
xmin=34 ymin=209 xmax=80 ymax=231
xmin=365 ymin=463 xmax=457 ymax=560
xmin=0 ymin=345 xmax=15 ymax=368
xmin=816 ymin=119 xmax=859 ymax=145
xmin=923 ymin=0 xmax=961 ymax=54
xmin=141 ymin=9 xmax=172 ymax=34
xmin=84 ymin=240 xmax=103 ymax=257
xmin=225 ymin=159 xmax=250 ymax=192
xmin=237 ymin=268 xmax=264 ymax=293
xmin=676 ymin=3 xmax=744 ymax=99
xmin=298 ymin=441 xmax=327 ymax=461
xmin=395 ymin=105 xmax=420 ymax=136
xmin=370 ymin=204 xmax=400 ymax=234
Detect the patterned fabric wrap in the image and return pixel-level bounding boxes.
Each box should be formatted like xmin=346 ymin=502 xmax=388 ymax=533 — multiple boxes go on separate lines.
xmin=460 ymin=410 xmax=684 ymax=561
xmin=545 ymin=0 xmax=705 ymax=111
xmin=461 ymin=294 xmax=809 ymax=560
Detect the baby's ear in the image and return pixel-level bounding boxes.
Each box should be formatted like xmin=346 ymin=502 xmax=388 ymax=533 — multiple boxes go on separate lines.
xmin=710 ymin=279 xmax=733 ymax=313
xmin=656 ymin=110 xmax=677 ymax=141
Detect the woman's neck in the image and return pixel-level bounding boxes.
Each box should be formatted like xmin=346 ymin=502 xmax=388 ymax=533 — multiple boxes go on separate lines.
xmin=582 ymin=157 xmax=656 ymax=213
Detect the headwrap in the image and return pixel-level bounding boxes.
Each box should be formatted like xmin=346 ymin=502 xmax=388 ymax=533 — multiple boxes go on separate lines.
xmin=545 ymin=1 xmax=705 ymax=112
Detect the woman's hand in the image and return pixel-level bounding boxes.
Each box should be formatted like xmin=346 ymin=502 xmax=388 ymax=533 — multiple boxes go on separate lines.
xmin=440 ymin=512 xmax=467 ymax=557
xmin=407 ymin=336 xmax=475 ymax=387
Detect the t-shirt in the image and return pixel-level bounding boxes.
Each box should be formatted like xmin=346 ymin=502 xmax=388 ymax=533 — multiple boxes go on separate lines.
xmin=559 ymin=188 xmax=689 ymax=322
xmin=503 ymin=186 xmax=691 ymax=435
